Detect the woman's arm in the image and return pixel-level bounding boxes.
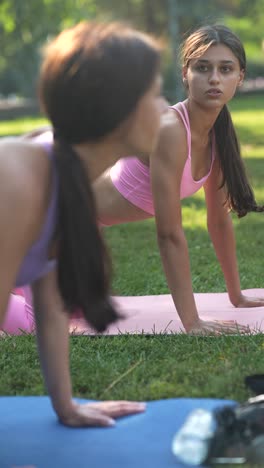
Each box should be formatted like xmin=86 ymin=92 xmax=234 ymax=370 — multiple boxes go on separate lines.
xmin=0 ymin=142 xmax=44 ymax=324
xmin=150 ymin=117 xmax=202 ymax=331
xmin=204 ymin=158 xmax=264 ymax=308
xmin=32 ymin=271 xmax=75 ymax=421
xmin=150 ymin=116 xmax=248 ymax=334
xmin=32 ymin=269 xmax=146 ymax=427
xmin=150 ymin=120 xmax=208 ymax=332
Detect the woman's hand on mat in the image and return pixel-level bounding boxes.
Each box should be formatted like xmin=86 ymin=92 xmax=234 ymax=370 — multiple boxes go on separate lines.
xmin=233 ymin=294 xmax=264 ymax=308
xmin=59 ymin=400 xmax=146 ymax=427
xmin=187 ymin=319 xmax=249 ymax=335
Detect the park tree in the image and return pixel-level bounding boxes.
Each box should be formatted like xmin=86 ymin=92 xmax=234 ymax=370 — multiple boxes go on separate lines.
xmin=0 ymin=0 xmax=263 ymax=97
xmin=0 ymin=0 xmax=98 ymax=95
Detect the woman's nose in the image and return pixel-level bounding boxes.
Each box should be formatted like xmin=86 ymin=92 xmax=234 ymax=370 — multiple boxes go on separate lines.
xmin=208 ymin=68 xmax=220 ymax=84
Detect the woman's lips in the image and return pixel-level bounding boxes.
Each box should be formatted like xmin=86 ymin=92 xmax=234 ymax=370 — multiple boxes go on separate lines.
xmin=206 ymin=88 xmax=222 ymax=97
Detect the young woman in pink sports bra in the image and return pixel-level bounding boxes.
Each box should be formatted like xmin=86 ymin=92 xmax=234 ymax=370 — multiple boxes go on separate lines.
xmin=94 ymin=24 xmax=264 ymax=335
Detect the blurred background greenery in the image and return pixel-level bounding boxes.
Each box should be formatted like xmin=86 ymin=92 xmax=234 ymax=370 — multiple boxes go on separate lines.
xmin=0 ymin=0 xmax=263 ymax=111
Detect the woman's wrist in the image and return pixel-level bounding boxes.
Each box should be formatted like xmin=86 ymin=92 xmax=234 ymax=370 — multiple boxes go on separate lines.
xmin=182 ymin=315 xmax=201 ymax=332
xmin=52 ymin=397 xmax=77 ymax=421
xmin=228 ymin=290 xmax=243 ymax=307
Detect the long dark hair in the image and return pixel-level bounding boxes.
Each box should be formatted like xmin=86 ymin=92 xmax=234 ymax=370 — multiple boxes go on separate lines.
xmin=38 ymin=21 xmax=161 ymax=331
xmin=181 ymin=24 xmax=264 ymax=217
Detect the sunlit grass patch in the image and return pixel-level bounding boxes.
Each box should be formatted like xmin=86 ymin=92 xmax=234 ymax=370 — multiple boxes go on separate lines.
xmin=0 ymin=116 xmax=48 ymax=136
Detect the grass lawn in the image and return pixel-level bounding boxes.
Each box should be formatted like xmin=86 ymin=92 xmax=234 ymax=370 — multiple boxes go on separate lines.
xmin=0 ymin=116 xmax=48 ymax=137
xmin=0 ymin=94 xmax=264 ymax=408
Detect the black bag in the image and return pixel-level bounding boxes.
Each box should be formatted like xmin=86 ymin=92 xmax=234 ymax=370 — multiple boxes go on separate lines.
xmin=172 ymin=376 xmax=264 ymax=465
xmin=206 ymin=394 xmax=264 ymax=464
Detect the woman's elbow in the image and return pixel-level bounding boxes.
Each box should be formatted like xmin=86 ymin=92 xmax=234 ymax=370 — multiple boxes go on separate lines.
xmin=156 ymin=229 xmax=186 ymax=250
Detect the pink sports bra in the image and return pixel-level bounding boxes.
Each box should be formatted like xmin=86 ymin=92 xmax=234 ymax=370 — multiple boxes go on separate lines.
xmin=172 ymin=101 xmax=216 ymax=199
xmin=110 ymin=101 xmax=216 ymax=216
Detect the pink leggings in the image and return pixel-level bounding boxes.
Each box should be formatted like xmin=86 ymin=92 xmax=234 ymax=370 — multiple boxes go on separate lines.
xmin=1 ymin=287 xmax=83 ymax=335
xmin=2 ymin=287 xmax=35 ymax=335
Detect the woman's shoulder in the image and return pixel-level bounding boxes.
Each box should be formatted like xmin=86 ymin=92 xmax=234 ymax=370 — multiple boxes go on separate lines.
xmin=154 ymin=106 xmax=188 ymax=156
xmin=0 ymin=138 xmax=51 ymax=219
xmin=159 ymin=105 xmax=187 ymax=137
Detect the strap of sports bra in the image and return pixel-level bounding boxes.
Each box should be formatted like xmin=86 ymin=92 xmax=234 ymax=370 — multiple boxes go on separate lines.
xmin=172 ymin=102 xmax=191 ymax=159
xmin=211 ymin=130 xmax=216 ymax=163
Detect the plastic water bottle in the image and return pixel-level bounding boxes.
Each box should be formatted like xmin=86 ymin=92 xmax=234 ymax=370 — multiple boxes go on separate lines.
xmin=171 ymin=409 xmax=216 ymax=465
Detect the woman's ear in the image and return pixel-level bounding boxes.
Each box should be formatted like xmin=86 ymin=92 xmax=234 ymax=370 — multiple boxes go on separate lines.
xmin=182 ymin=66 xmax=188 ymax=88
xmin=237 ymin=69 xmax=245 ymax=87
xmin=182 ymin=66 xmax=187 ymax=82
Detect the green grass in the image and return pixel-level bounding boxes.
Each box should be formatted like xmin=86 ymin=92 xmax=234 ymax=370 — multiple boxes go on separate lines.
xmin=1 ymin=333 xmax=264 ymax=403
xmin=0 ymin=116 xmax=48 ymax=136
xmin=0 ymin=94 xmax=264 ymax=407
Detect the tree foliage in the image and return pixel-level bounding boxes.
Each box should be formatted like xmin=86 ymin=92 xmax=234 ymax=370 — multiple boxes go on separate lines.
xmin=0 ymin=0 xmax=98 ymax=95
xmin=0 ymin=0 xmax=263 ymax=96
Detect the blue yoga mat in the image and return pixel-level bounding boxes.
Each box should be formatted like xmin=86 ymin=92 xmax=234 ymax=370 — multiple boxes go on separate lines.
xmin=0 ymin=396 xmax=234 ymax=468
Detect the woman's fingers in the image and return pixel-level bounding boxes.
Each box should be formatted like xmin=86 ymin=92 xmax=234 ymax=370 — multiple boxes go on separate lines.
xmin=60 ymin=401 xmax=146 ymax=427
xmin=60 ymin=405 xmax=116 ymax=427
xmin=238 ymin=296 xmax=264 ymax=308
xmin=189 ymin=319 xmax=250 ymax=335
xmin=86 ymin=401 xmax=146 ymax=418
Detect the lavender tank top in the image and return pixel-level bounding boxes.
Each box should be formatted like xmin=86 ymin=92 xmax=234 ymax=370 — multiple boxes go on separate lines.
xmin=15 ymin=133 xmax=57 ymax=286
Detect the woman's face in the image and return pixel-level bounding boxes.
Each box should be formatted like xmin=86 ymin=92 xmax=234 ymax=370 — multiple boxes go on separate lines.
xmin=121 ymin=73 xmax=168 ymax=155
xmin=183 ymin=43 xmax=244 ymax=109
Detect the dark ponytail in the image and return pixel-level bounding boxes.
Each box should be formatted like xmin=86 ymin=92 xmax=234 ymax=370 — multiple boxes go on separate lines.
xmin=54 ymin=137 xmax=119 ymax=331
xmin=214 ymin=105 xmax=264 ymax=218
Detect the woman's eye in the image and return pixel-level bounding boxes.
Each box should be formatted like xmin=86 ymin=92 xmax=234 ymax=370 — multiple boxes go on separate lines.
xmin=197 ymin=65 xmax=208 ymax=72
xmin=221 ymin=66 xmax=232 ymax=73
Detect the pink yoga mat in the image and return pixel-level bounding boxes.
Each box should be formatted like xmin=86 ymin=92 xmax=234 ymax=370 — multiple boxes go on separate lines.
xmin=2 ymin=289 xmax=264 ymax=335
xmin=69 ymin=289 xmax=264 ymax=335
